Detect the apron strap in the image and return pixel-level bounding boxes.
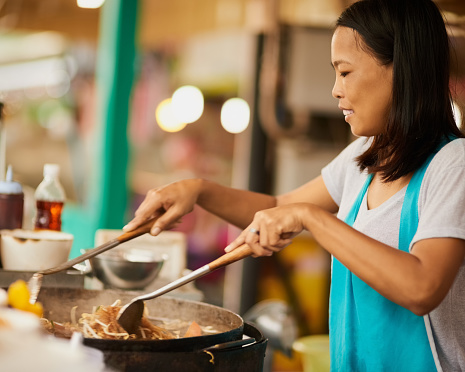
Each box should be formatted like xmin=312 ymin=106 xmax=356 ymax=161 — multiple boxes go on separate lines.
xmin=344 ymin=173 xmax=373 ymax=226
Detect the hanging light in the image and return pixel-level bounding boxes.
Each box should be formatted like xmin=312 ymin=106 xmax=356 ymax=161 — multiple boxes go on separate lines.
xmin=221 ymin=98 xmax=250 ymax=134
xmin=171 ymin=85 xmax=204 ymax=124
xmin=155 ymin=98 xmax=187 ymax=133
xmin=77 ymin=0 xmax=105 ymax=9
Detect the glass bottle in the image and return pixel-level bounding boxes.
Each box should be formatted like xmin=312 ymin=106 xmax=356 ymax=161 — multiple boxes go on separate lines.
xmin=34 ymin=164 xmax=66 ymax=231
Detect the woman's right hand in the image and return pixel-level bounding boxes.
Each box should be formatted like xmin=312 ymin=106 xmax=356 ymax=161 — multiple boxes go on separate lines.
xmin=123 ymin=179 xmax=203 ymax=235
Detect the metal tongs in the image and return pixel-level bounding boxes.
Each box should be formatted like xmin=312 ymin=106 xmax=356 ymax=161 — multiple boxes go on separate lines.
xmin=28 ymin=218 xmax=157 ymax=304
xmin=117 ymin=244 xmax=253 ymax=334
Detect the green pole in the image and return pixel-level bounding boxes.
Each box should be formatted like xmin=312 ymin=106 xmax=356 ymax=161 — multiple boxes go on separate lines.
xmin=93 ymin=0 xmax=139 ymax=229
xmin=64 ymin=0 xmax=139 ymax=258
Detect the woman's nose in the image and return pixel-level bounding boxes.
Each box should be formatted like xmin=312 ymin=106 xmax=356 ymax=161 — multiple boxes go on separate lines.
xmin=332 ymin=79 xmax=343 ymax=99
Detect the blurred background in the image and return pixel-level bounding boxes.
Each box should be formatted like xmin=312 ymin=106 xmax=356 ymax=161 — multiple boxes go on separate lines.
xmin=0 ymin=0 xmax=464 ymax=370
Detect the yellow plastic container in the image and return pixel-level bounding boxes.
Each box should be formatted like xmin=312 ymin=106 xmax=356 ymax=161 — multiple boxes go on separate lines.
xmin=293 ymin=335 xmax=330 ymax=372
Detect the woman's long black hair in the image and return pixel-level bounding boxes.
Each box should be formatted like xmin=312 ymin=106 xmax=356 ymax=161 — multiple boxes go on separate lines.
xmin=336 ymin=0 xmax=463 ymax=182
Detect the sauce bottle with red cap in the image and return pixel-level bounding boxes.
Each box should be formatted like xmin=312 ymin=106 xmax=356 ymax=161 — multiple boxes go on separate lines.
xmin=34 ymin=163 xmax=66 ymax=231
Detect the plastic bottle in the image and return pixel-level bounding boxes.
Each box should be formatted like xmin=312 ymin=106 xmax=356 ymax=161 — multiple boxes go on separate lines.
xmin=34 ymin=164 xmax=66 ymax=231
xmin=0 ymin=165 xmax=24 ymax=230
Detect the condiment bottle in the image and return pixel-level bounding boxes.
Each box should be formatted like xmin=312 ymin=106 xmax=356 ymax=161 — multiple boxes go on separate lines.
xmin=34 ymin=163 xmax=66 ymax=231
xmin=0 ymin=165 xmax=24 ymax=230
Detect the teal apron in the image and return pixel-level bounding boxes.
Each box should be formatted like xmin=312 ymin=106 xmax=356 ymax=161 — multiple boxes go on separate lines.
xmin=328 ymin=142 xmax=452 ymax=371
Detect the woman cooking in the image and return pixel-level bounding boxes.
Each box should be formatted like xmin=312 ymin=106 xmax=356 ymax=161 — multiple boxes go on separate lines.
xmin=124 ymin=0 xmax=465 ymax=370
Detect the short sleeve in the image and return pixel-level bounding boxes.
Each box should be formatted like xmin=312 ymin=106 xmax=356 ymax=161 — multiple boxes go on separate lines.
xmin=322 ymin=137 xmax=369 ymax=207
xmin=413 ymin=139 xmax=465 ymax=246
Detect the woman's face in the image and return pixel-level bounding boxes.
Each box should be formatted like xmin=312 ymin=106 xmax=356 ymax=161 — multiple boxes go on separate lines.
xmin=331 ymin=26 xmax=393 ymax=137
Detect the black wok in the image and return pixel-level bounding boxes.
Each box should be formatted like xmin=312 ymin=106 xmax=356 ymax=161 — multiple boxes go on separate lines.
xmin=38 ymin=287 xmax=244 ymax=352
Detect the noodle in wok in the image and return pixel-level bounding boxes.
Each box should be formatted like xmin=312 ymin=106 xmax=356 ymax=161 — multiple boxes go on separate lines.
xmin=42 ymin=300 xmax=179 ymax=340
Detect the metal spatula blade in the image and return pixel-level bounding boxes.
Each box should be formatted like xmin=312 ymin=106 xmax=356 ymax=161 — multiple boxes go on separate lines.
xmin=117 ymin=244 xmax=253 ymax=334
xmin=117 ymin=300 xmax=145 ymax=335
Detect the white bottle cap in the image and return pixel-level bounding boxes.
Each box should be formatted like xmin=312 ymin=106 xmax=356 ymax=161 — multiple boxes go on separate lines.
xmin=0 ymin=165 xmax=23 ymax=194
xmin=43 ymin=163 xmax=60 ymax=178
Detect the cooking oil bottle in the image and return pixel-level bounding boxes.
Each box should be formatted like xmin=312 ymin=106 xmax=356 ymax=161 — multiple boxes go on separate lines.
xmin=34 ymin=163 xmax=65 ymax=231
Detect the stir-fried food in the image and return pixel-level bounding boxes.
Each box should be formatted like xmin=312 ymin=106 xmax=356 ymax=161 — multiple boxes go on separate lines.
xmin=41 ymin=300 xmax=204 ymax=340
xmin=80 ymin=302 xmax=174 ymax=340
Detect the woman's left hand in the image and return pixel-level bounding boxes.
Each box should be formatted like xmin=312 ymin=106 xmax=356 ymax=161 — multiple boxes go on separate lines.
xmin=224 ymin=203 xmax=309 ymax=257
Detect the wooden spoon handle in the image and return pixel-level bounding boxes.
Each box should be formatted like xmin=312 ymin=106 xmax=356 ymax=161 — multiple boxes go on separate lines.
xmin=116 ymin=217 xmax=158 ymax=243
xmin=208 ymin=244 xmax=254 ymax=271
xmin=131 ymin=243 xmax=254 ymax=304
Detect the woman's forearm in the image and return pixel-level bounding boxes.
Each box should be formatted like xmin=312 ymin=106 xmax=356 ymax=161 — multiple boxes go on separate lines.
xmin=196 ymin=179 xmax=277 ymax=229
xmin=303 ymin=204 xmax=464 ymax=315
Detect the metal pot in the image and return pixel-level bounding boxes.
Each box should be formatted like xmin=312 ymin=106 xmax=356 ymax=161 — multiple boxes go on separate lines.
xmin=89 ymin=252 xmax=166 ymax=290
xmin=37 ymin=288 xmax=268 ymax=371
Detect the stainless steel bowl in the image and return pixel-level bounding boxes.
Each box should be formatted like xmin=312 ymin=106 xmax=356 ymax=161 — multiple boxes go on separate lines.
xmin=89 ymin=249 xmax=166 ymax=290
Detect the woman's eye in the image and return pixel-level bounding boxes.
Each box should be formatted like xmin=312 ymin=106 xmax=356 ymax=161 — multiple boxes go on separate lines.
xmin=340 ymin=72 xmax=349 ymax=77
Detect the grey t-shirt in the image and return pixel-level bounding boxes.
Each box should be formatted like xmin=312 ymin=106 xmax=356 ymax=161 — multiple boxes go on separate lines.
xmin=321 ymin=137 xmax=465 ymax=372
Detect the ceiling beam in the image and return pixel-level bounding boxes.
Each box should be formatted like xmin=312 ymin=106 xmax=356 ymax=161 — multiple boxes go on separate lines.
xmin=2 ymin=0 xmax=465 ymax=49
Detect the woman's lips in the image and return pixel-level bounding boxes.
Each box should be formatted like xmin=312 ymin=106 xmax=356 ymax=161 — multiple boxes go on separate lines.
xmin=343 ymin=109 xmax=354 ymax=123
xmin=338 ymin=105 xmax=354 ymax=121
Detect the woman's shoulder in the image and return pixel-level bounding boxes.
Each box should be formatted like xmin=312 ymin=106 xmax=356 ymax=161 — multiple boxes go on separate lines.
xmin=432 ymin=138 xmax=465 ymax=169
xmin=422 ymin=137 xmax=465 ymax=193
